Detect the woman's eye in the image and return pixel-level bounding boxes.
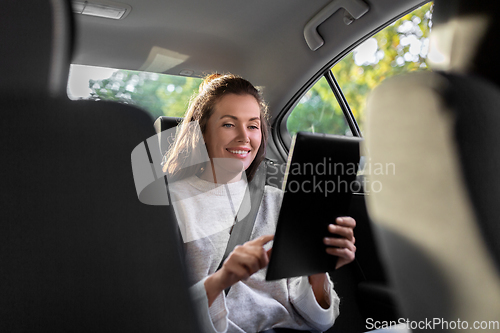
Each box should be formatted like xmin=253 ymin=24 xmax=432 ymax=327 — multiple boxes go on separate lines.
xmin=249 ymin=125 xmax=259 ymax=130
xmin=222 ymin=123 xmax=234 ymax=128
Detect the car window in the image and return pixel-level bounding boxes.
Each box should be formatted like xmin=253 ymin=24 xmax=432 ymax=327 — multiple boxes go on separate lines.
xmin=287 ymin=76 xmax=351 ymax=137
xmin=67 ymin=65 xmax=202 ymax=119
xmin=287 ymin=2 xmax=433 ymax=136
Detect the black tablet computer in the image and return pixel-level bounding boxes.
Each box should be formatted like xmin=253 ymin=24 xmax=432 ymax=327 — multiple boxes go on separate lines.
xmin=266 ymin=132 xmax=362 ymax=281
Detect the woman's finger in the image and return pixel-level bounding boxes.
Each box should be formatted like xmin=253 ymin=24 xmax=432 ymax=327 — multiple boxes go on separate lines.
xmin=323 ymin=237 xmax=356 ymax=251
xmin=329 ymin=251 xmax=356 ymax=270
xmin=244 ymin=244 xmax=269 ymax=269
xmin=335 ymin=217 xmax=356 ymax=228
xmin=323 ymin=219 xmax=357 ymax=269
xmin=327 ymin=246 xmax=356 ymax=263
xmin=249 ymin=234 xmax=274 ymax=246
xmin=328 ymin=224 xmax=354 ymax=241
xmin=225 ymin=251 xmax=259 ymax=279
xmin=226 ymin=241 xmax=270 ymax=278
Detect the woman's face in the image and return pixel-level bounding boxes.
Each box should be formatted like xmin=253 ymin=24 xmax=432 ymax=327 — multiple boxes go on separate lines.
xmin=203 ymin=93 xmax=262 ymax=180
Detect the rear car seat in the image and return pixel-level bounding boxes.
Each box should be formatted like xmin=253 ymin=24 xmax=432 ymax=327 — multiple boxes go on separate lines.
xmin=0 ymin=1 xmax=199 ymax=331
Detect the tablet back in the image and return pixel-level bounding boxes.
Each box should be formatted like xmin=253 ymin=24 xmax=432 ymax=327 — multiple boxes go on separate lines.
xmin=266 ymin=132 xmax=362 ymax=280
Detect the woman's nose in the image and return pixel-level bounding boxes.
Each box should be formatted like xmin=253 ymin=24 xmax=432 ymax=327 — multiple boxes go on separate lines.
xmin=236 ymin=126 xmax=250 ymax=143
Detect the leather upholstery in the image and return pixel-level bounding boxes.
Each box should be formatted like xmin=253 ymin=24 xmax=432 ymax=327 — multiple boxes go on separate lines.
xmin=0 ymin=1 xmax=199 ymax=331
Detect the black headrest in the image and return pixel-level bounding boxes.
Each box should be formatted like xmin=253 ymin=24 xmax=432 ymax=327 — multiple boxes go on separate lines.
xmin=153 ymin=116 xmax=183 ymax=155
xmin=434 ymin=0 xmax=500 ymax=23
xmin=154 ymin=116 xmax=183 ymax=133
xmin=0 ymin=0 xmax=74 ymax=97
xmin=433 ymin=0 xmax=500 ymax=87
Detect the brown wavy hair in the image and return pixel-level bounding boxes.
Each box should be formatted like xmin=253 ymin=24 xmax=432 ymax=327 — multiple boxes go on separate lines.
xmin=162 ymin=73 xmax=269 ymax=182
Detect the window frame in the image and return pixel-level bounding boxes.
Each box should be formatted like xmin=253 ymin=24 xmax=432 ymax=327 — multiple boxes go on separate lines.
xmin=324 ymin=70 xmax=362 ymax=137
xmin=275 ymin=0 xmax=431 ymax=160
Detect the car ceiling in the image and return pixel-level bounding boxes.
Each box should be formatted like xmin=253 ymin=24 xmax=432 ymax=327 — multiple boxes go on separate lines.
xmin=72 ymin=0 xmax=425 ymax=114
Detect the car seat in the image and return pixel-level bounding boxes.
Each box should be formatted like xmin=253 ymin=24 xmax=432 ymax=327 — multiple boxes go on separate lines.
xmin=364 ymin=0 xmax=500 ymax=331
xmin=154 ymin=116 xmax=184 ymax=155
xmin=0 ymin=1 xmax=199 ymax=331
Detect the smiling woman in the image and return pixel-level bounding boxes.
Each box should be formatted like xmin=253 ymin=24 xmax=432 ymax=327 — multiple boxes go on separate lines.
xmin=163 ymin=74 xmax=269 ymax=183
xmin=162 ymin=73 xmax=358 ymax=333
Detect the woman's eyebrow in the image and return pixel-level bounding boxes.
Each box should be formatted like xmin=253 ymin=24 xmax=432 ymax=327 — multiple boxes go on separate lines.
xmin=220 ymin=115 xmax=261 ymax=122
xmin=220 ymin=115 xmax=238 ymax=120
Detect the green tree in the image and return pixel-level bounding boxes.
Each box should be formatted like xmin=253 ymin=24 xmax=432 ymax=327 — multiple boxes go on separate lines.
xmin=288 ymin=2 xmax=433 ymax=136
xmin=286 ymin=77 xmax=349 ymax=136
xmin=88 ymin=70 xmax=202 ymax=119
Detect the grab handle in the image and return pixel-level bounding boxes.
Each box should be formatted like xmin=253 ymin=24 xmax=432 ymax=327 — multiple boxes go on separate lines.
xmin=304 ymin=0 xmax=369 ymax=51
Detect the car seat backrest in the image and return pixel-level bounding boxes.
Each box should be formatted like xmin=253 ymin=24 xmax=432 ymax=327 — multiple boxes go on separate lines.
xmin=429 ymin=0 xmax=500 ymax=86
xmin=154 ymin=116 xmax=183 ymax=155
xmin=0 ymin=0 xmax=73 ymax=97
xmin=429 ymin=0 xmax=500 ymax=271
xmin=364 ymin=0 xmax=500 ymax=330
xmin=0 ymin=1 xmax=199 ymax=331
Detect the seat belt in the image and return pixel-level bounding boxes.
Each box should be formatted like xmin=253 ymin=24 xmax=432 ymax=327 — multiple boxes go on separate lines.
xmin=216 ymin=161 xmax=268 ymax=294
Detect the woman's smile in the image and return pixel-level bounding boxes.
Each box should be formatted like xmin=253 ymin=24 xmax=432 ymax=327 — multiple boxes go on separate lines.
xmin=226 ymin=147 xmax=252 ymax=158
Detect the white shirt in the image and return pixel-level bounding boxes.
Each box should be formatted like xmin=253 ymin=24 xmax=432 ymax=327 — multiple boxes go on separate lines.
xmin=169 ymin=176 xmax=340 ymax=333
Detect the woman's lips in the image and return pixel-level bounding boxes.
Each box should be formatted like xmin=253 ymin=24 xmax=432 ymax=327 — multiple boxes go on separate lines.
xmin=226 ymin=148 xmax=251 ymax=158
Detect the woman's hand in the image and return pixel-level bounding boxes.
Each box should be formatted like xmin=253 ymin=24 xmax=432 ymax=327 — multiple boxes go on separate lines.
xmin=204 ymin=235 xmax=274 ymax=306
xmin=324 ymin=216 xmax=356 ymax=269
xmin=309 ymin=217 xmax=356 ymax=308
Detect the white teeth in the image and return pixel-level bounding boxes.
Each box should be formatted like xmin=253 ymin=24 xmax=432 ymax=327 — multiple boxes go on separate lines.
xmin=228 ymin=150 xmax=249 ymax=154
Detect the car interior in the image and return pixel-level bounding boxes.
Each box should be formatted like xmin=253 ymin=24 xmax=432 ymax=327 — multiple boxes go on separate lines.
xmin=2 ymin=0 xmax=499 ymax=332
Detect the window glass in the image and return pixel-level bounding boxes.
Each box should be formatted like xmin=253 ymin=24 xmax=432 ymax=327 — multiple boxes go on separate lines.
xmin=67 ymin=65 xmax=202 ymax=119
xmin=286 ymin=2 xmax=433 ymax=135
xmin=287 ymin=76 xmax=350 ymax=137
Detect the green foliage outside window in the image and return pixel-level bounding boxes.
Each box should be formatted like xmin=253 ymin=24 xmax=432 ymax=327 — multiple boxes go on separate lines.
xmin=88 ymin=71 xmax=202 ymax=120
xmin=287 ymin=2 xmax=433 ymax=136
xmin=286 ymin=76 xmax=350 ymax=136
